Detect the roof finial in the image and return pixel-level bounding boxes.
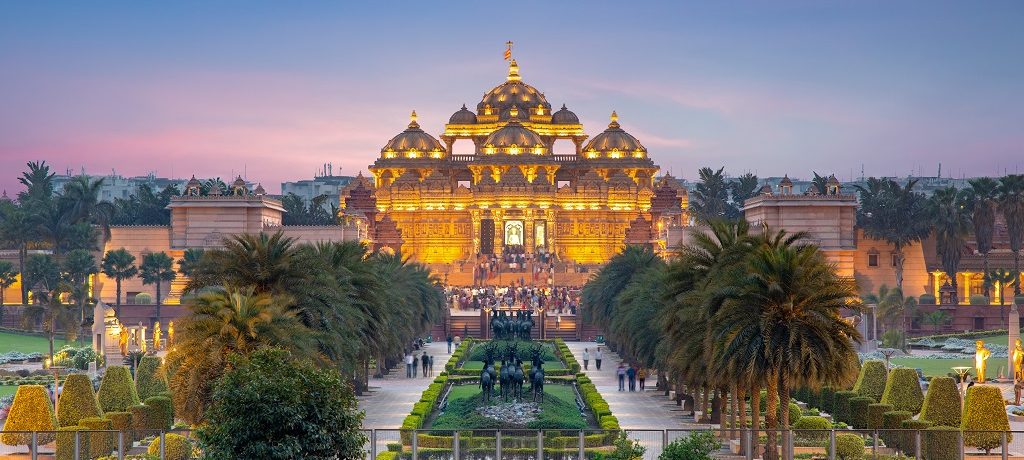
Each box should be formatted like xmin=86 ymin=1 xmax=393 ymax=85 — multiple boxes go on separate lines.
xmin=409 ymin=110 xmax=419 ymax=128
xmin=609 ymin=110 xmax=620 ymax=128
xmin=507 ymin=59 xmax=520 ymax=81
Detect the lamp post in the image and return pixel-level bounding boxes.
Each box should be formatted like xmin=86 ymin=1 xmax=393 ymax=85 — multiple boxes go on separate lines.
xmin=44 ymin=357 xmax=65 ymax=411
xmin=952 ymin=366 xmax=972 ymax=405
xmin=879 ymin=348 xmax=898 ymax=372
xmin=538 ymin=306 xmax=546 ymax=340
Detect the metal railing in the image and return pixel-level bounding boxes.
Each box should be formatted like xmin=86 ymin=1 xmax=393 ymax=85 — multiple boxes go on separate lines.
xmin=0 ymin=428 xmax=193 ymax=460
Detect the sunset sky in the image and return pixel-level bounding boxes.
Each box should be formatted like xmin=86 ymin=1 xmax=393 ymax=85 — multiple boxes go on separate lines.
xmin=1 ymin=1 xmax=1022 ymax=195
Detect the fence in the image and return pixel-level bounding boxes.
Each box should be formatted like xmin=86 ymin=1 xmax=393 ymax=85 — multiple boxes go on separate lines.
xmin=1 ymin=428 xmax=1022 ymax=459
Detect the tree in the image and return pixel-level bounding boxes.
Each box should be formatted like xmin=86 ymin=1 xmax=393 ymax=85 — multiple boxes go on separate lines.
xmin=965 ymin=178 xmax=999 ymax=296
xmin=281 ymin=193 xmax=336 ymax=226
xmin=0 ymin=201 xmax=38 ymax=304
xmin=20 ymin=266 xmax=76 ymax=367
xmin=59 ymin=175 xmax=115 ymax=240
xmin=811 ymin=172 xmax=829 ymax=194
xmin=923 ymin=310 xmax=950 ymax=333
xmin=101 ymin=248 xmax=138 ymax=311
xmin=863 ymin=285 xmax=917 ymax=349
xmin=140 ymin=251 xmax=176 ymax=313
xmin=62 ymin=249 xmax=98 ymax=340
xmin=998 ymin=175 xmax=1024 ymax=295
xmin=690 ymin=167 xmax=734 ymax=222
xmin=0 ymin=260 xmax=17 ymax=309
xmin=729 ymin=173 xmax=760 ymax=218
xmin=198 ymin=348 xmax=365 ymax=459
xmin=984 ymin=269 xmax=1018 ymax=305
xmin=166 ymin=287 xmax=316 ymax=424
xmin=176 ymin=248 xmax=205 ymax=278
xmin=931 ymin=187 xmax=971 ymax=302
xmin=16 ymin=161 xmax=56 ymax=212
xmin=856 ymin=178 xmax=932 ymax=290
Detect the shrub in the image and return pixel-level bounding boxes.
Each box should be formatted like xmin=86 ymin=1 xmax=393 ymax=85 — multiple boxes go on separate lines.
xmin=55 ymin=426 xmax=89 ymax=460
xmin=658 ymin=430 xmax=718 ymax=460
xmin=848 ymin=397 xmax=874 ymax=429
xmin=920 ymin=376 xmax=961 ymax=427
xmin=793 ymin=416 xmax=831 ymax=442
xmin=970 ymin=294 xmax=989 ymax=305
xmin=924 ymin=426 xmax=960 ymax=460
xmin=881 ymin=410 xmax=912 ymax=451
xmin=57 ymin=373 xmax=103 ymax=427
xmin=900 ymin=418 xmax=933 ymax=454
xmin=880 ymin=368 xmax=924 ymax=414
xmin=98 ymin=366 xmax=140 ymax=412
xmin=833 ymin=390 xmax=857 ymax=424
xmin=829 ymin=433 xmax=865 ymax=460
xmin=819 ymin=387 xmax=835 ymax=414
xmin=377 ymin=452 xmax=399 ymax=460
xmin=134 ymin=292 xmax=152 ymax=304
xmin=130 ymin=403 xmax=160 ymax=440
xmin=1 ymin=385 xmax=58 ymax=446
xmin=79 ymin=416 xmax=115 ymax=458
xmin=144 ymin=396 xmax=173 ymax=430
xmin=106 ymin=411 xmax=132 ymax=433
xmin=867 ymin=403 xmax=893 ymax=429
xmin=786 ymin=402 xmax=801 ymax=426
xmin=920 ymin=294 xmax=936 ymax=304
xmin=148 ymin=433 xmax=191 ymax=460
xmin=962 ymin=384 xmax=1011 ymax=453
xmin=853 ymin=361 xmax=887 ymax=402
xmin=135 ymin=356 xmax=169 ymax=401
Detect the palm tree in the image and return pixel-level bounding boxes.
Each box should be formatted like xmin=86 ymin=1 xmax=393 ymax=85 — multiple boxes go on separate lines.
xmin=856 ymin=178 xmax=932 ymax=290
xmin=0 ymin=261 xmax=17 ymax=320
xmin=21 ymin=255 xmax=76 ymax=362
xmin=0 ymin=202 xmax=37 ymax=304
xmin=59 ymin=175 xmax=115 ymax=240
xmin=863 ymin=285 xmax=917 ymax=349
xmin=965 ymin=178 xmax=999 ymax=296
xmin=730 ymin=173 xmax=760 ymax=217
xmin=165 ymin=287 xmax=316 ymax=424
xmin=998 ymin=175 xmax=1024 ymax=295
xmin=16 ymin=161 xmax=55 ymax=212
xmin=923 ymin=310 xmax=950 ymax=333
xmin=690 ymin=167 xmax=734 ymax=223
xmin=931 ymin=187 xmax=972 ymax=302
xmin=811 ymin=172 xmax=829 ymax=194
xmin=62 ymin=249 xmax=98 ymax=330
xmin=581 ymin=244 xmax=663 ymax=336
xmin=984 ymin=269 xmax=1018 ymax=305
xmin=101 ymin=248 xmax=138 ymax=312
xmin=140 ymin=252 xmax=176 ymax=320
xmin=176 ymin=248 xmax=205 ymax=278
xmin=187 ymin=232 xmax=301 ymax=294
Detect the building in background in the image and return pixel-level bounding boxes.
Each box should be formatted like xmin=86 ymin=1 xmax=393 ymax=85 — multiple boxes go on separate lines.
xmin=280 ymin=164 xmax=354 ymax=211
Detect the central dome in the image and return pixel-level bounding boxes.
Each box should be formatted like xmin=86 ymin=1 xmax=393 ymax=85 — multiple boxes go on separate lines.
xmin=477 ymin=60 xmax=552 ymax=117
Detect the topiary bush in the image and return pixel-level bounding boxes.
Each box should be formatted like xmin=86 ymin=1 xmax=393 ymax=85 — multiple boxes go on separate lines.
xmin=106 ymin=411 xmax=132 ymax=435
xmin=1 ymin=384 xmax=58 ymax=446
xmin=881 ymin=411 xmax=912 ymax=452
xmin=970 ymin=294 xmax=989 ymax=305
xmin=55 ymin=426 xmax=89 ymax=460
xmin=867 ymin=403 xmax=893 ymax=429
xmin=819 ymin=387 xmax=836 ymax=414
xmin=148 ymin=433 xmax=192 ymax=460
xmin=79 ymin=416 xmax=114 ymax=458
xmin=833 ymin=390 xmax=857 ymax=425
xmin=901 ymin=419 xmax=933 ymax=455
xmin=57 ymin=374 xmax=103 ymax=427
xmin=143 ymin=396 xmax=173 ymax=430
xmin=786 ymin=402 xmax=801 ymax=426
xmin=853 ymin=361 xmax=887 ymax=402
xmin=962 ymin=384 xmax=1011 ymax=453
xmin=135 ymin=356 xmax=169 ymax=401
xmin=134 ymin=292 xmax=152 ymax=304
xmin=924 ymin=426 xmax=960 ymax=460
xmin=130 ymin=403 xmax=159 ymax=440
xmin=849 ymin=397 xmax=874 ymax=429
xmin=98 ymin=366 xmax=140 ymax=412
xmin=880 ymin=368 xmax=924 ymax=414
xmin=829 ymin=433 xmax=865 ymax=460
xmin=920 ymin=376 xmax=961 ymax=427
xmin=793 ymin=415 xmax=831 ymax=442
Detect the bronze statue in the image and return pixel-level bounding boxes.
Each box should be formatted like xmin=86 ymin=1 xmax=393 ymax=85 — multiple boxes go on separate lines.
xmin=975 ymin=340 xmax=991 ymax=383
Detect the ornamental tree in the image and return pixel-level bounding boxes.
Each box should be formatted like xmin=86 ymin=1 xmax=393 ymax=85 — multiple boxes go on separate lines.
xmin=56 ymin=374 xmax=102 ymax=427
xmin=97 ymin=366 xmax=140 ymax=412
xmin=1 ymin=385 xmax=57 ymax=447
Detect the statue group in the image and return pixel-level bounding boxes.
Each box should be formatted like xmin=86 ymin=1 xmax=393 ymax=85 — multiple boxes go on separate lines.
xmin=490 ymin=310 xmax=534 ymax=341
xmin=479 ymin=342 xmax=545 ymax=403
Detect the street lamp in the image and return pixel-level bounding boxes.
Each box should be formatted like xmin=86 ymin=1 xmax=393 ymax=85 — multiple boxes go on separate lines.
xmin=952 ymin=366 xmax=972 ymax=404
xmin=44 ymin=357 xmax=66 ymax=411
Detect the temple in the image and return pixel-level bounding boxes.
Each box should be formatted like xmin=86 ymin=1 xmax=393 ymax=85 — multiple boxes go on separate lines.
xmin=341 ymin=58 xmax=687 ymax=267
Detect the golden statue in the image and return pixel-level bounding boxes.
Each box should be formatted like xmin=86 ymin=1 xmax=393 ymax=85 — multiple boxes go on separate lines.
xmin=168 ymin=321 xmax=175 ymax=346
xmin=153 ymin=322 xmax=162 ymax=351
xmin=975 ymin=340 xmax=992 ymax=383
xmin=118 ymin=328 xmax=129 ymax=355
xmin=1013 ymin=339 xmax=1024 ymax=382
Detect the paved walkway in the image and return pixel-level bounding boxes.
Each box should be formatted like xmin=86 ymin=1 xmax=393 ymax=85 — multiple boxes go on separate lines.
xmin=357 ymin=340 xmax=453 ymax=429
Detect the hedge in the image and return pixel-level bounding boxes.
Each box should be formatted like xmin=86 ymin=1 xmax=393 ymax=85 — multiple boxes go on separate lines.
xmin=848 ymin=397 xmax=874 ymax=429
xmin=853 ymin=361 xmax=887 ymax=402
xmin=786 ymin=402 xmax=801 ymax=426
xmin=135 ymin=356 xmax=169 ymax=401
xmin=144 ymin=396 xmax=173 ymax=430
xmin=833 ymin=390 xmax=857 ymax=425
xmin=55 ymin=426 xmax=89 ymax=460
xmin=148 ymin=433 xmax=192 ymax=460
xmin=793 ymin=416 xmax=830 ymax=442
xmin=377 ymin=452 xmax=399 ymax=460
xmin=79 ymin=416 xmax=115 ymax=458
xmin=962 ymin=384 xmax=1011 ymax=453
xmin=830 ymin=433 xmax=865 ymax=460
xmin=924 ymin=426 xmax=960 ymax=460
xmin=920 ymin=376 xmax=961 ymax=427
xmin=867 ymin=403 xmax=893 ymax=430
xmin=881 ymin=410 xmax=912 ymax=451
xmin=1 ymin=384 xmax=58 ymax=446
xmin=819 ymin=387 xmax=835 ymax=414
xmin=880 ymin=368 xmax=923 ymax=414
xmin=98 ymin=366 xmax=140 ymax=412
xmin=106 ymin=411 xmax=132 ymax=433
xmin=57 ymin=374 xmax=102 ymax=427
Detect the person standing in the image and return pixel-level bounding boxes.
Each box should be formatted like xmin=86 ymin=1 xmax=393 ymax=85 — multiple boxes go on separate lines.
xmin=421 ymin=354 xmax=429 ymax=377
xmin=626 ymin=364 xmax=637 ymax=392
xmin=638 ymin=367 xmax=647 ymax=391
xmin=582 ymin=348 xmax=590 ymax=370
xmin=428 ymin=355 xmax=435 ymax=376
xmin=447 ymin=335 xmax=453 ymax=353
xmin=595 ymin=347 xmax=603 ymax=370
xmin=617 ymin=363 xmax=626 ymax=391
xmin=405 ymin=352 xmax=414 ymax=378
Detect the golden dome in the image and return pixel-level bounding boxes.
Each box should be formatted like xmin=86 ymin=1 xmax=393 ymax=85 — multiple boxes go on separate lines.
xmin=582 ymin=111 xmax=647 ymax=159
xmin=483 ymin=118 xmax=547 ymax=155
xmin=551 ymin=104 xmax=579 ymax=124
xmin=448 ymin=104 xmax=477 ymax=124
xmin=477 ymin=60 xmax=551 ymax=117
xmin=382 ymin=110 xmax=446 ymax=159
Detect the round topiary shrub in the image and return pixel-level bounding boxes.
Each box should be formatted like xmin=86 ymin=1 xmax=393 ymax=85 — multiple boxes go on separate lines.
xmin=57 ymin=374 xmax=102 ymax=427
xmin=143 ymin=396 xmax=173 ymax=430
xmin=924 ymin=426 xmax=961 ymax=460
xmin=794 ymin=415 xmax=831 ymax=442
xmin=962 ymin=384 xmax=1011 ymax=453
xmin=853 ymin=361 xmax=887 ymax=402
xmin=833 ymin=390 xmax=857 ymax=425
xmin=829 ymin=432 xmax=865 ymax=460
xmin=98 ymin=366 xmax=140 ymax=412
xmin=867 ymin=403 xmax=893 ymax=429
xmin=134 ymin=292 xmax=152 ymax=304
xmin=135 ymin=356 xmax=169 ymax=401
xmin=920 ymin=376 xmax=961 ymax=427
xmin=79 ymin=416 xmax=114 ymax=458
xmin=786 ymin=402 xmax=801 ymax=426
xmin=148 ymin=433 xmax=192 ymax=460
xmin=1 ymin=384 xmax=58 ymax=446
xmin=849 ymin=397 xmax=874 ymax=429
xmin=880 ymin=368 xmax=924 ymax=414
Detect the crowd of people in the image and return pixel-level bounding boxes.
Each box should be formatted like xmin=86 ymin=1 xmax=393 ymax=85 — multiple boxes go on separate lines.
xmin=445 ymin=284 xmax=580 ymax=314
xmin=404 ymin=350 xmax=436 ymax=378
xmin=472 ymin=246 xmax=559 ymax=285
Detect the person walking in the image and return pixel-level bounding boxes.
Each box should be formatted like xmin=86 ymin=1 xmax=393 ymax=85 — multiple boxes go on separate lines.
xmin=405 ymin=352 xmax=414 ymax=378
xmin=617 ymin=363 xmax=626 ymax=391
xmin=421 ymin=354 xmax=429 ymax=377
xmin=595 ymin=347 xmax=603 ymax=370
xmin=447 ymin=335 xmax=453 ymax=353
xmin=582 ymin=348 xmax=590 ymax=370
xmin=428 ymin=355 xmax=435 ymax=376
xmin=626 ymin=364 xmax=637 ymax=392
xmin=638 ymin=367 xmax=647 ymax=391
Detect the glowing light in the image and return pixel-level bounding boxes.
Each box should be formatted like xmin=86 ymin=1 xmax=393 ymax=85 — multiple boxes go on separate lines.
xmin=406 ymin=149 xmax=419 ymax=158
xmin=485 ymin=145 xmax=496 ymax=154
xmin=509 ymin=145 xmax=520 ymax=155
xmin=610 ymin=149 xmax=621 ymax=159
xmin=585 ymin=150 xmax=598 ymax=159
xmin=536 ymin=105 xmax=544 ymax=115
xmin=533 ymin=146 xmax=544 ymax=155
xmin=509 ymin=106 xmax=519 ymax=118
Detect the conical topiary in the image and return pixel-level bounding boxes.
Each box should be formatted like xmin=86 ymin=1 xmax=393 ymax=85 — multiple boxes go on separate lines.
xmin=57 ymin=374 xmax=103 ymax=427
xmin=852 ymin=360 xmax=887 ymax=402
xmin=135 ymin=356 xmax=169 ymax=400
xmin=97 ymin=366 xmax=140 ymax=412
xmin=962 ymin=385 xmax=1011 ymax=454
xmin=920 ymin=376 xmax=961 ymax=427
xmin=880 ymin=368 xmax=924 ymax=414
xmin=1 ymin=385 xmax=58 ymax=446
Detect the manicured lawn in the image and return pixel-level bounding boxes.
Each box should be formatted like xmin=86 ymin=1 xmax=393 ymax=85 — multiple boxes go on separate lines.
xmin=0 ymin=331 xmax=90 ymax=354
xmin=432 ymin=383 xmax=587 ymax=429
xmin=892 ymin=357 xmax=974 ymax=378
xmin=0 ymin=385 xmax=18 ymax=397
xmin=462 ymin=360 xmax=564 ymax=370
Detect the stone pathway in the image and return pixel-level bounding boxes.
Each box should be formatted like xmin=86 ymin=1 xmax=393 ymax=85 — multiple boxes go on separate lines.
xmin=357 ymin=340 xmax=453 ymax=429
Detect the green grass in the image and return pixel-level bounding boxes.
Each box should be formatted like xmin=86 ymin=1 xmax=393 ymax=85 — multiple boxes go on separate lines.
xmin=0 ymin=331 xmax=90 ymax=354
xmin=891 ymin=357 xmax=974 ymax=378
xmin=0 ymin=385 xmax=18 ymax=397
xmin=431 ymin=383 xmax=587 ymax=429
xmin=462 ymin=360 xmax=565 ymax=370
